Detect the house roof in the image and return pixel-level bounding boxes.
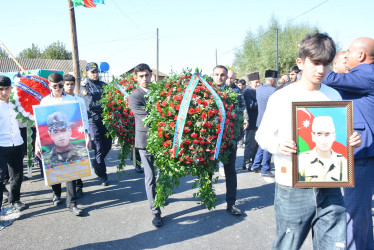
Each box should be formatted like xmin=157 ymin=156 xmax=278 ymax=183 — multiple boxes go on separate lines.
xmin=0 ymin=58 xmax=87 ymax=75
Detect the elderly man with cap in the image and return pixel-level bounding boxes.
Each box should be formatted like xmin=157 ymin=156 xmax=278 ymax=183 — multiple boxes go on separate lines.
xmin=35 ymin=73 xmax=90 ymax=216
xmin=80 ymin=62 xmax=112 ymax=186
xmin=241 ymin=72 xmax=259 ymax=170
xmin=0 ymin=76 xmax=28 ymax=213
xmin=251 ymin=70 xmax=277 ymax=181
xmin=298 ymin=116 xmax=347 ymax=182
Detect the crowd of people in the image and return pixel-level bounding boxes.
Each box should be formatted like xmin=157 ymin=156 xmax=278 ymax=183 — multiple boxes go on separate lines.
xmin=0 ymin=32 xmax=373 ymax=249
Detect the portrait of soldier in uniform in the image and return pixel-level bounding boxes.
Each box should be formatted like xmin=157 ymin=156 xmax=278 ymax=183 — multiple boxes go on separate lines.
xmin=43 ymin=112 xmax=87 ymax=167
xmin=298 ymin=116 xmax=347 ymax=182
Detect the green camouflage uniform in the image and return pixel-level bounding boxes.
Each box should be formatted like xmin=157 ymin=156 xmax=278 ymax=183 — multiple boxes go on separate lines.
xmin=43 ymin=144 xmax=87 ymax=167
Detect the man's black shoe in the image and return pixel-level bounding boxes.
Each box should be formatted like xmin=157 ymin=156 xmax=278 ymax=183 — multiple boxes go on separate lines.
xmin=152 ymin=214 xmax=162 ymax=227
xmin=251 ymin=167 xmax=261 ymax=173
xmin=100 ymin=177 xmax=109 ymax=186
xmin=12 ymin=201 xmax=28 ymax=212
xmin=53 ymin=195 xmax=62 ymax=206
xmin=135 ymin=165 xmax=144 ymax=173
xmin=262 ymin=172 xmax=275 ymax=178
xmin=242 ymin=165 xmax=246 ymax=170
xmin=69 ymin=205 xmax=82 ymax=216
xmin=76 ymin=188 xmax=83 ymax=199
xmin=227 ymin=205 xmax=242 ymax=216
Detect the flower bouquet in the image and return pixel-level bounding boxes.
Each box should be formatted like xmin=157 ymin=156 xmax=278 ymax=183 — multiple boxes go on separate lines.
xmin=99 ymin=74 xmax=137 ymax=173
xmin=12 ymin=75 xmax=51 ymax=175
xmin=145 ymin=69 xmax=243 ymax=210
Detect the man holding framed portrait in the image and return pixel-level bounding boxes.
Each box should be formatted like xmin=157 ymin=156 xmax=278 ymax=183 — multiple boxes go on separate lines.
xmin=255 ymin=33 xmax=361 ymax=249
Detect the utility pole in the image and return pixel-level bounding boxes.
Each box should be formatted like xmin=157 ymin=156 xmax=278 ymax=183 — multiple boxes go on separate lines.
xmin=156 ymin=28 xmax=159 ymax=81
xmin=68 ymin=0 xmax=81 ymax=92
xmin=215 ymin=49 xmax=218 ymax=65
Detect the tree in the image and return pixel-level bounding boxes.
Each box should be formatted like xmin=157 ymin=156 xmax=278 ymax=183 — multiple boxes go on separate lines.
xmin=233 ymin=17 xmax=319 ymax=79
xmin=18 ymin=43 xmax=42 ymax=58
xmin=41 ymin=41 xmax=72 ymax=60
xmin=0 ymin=47 xmax=8 ymax=57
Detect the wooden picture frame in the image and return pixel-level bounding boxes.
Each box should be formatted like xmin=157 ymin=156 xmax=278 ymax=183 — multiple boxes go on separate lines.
xmin=292 ymin=101 xmax=354 ymax=188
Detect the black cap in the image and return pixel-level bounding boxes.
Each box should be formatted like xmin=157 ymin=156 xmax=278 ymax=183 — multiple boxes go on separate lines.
xmin=265 ymin=70 xmax=278 ymax=78
xmin=0 ymin=76 xmax=11 ymax=86
xmin=247 ymin=72 xmax=260 ymax=81
xmin=86 ymin=62 xmax=99 ymax=72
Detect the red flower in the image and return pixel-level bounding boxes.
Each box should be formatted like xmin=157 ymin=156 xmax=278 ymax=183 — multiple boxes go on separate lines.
xmin=168 ymin=111 xmax=172 ymax=116
xmin=170 ymin=102 xmax=175 ymax=108
xmin=192 ymin=94 xmax=197 ymax=98
xmin=184 ymin=140 xmax=190 ymax=145
xmin=162 ymin=100 xmax=167 ymax=107
xmin=117 ymin=99 xmax=122 ymax=104
xmin=170 ymin=122 xmax=175 ymax=128
xmin=208 ymin=110 xmax=214 ymax=117
xmin=200 ymin=129 xmax=206 ymax=133
xmin=196 ymin=99 xmax=202 ymax=104
xmin=108 ymin=103 xmax=111 ymax=108
xmin=195 ymin=107 xmax=201 ymax=113
xmin=202 ymin=100 xmax=208 ymax=107
xmin=187 ymin=121 xmax=192 ymax=125
xmin=201 ymin=112 xmax=207 ymax=120
xmin=193 ymin=140 xmax=199 ymax=144
xmin=175 ymin=105 xmax=180 ymax=111
xmin=183 ymin=128 xmax=190 ymax=133
xmin=191 ymin=133 xmax=198 ymax=138
xmin=160 ymin=90 xmax=166 ymax=96
xmin=188 ymin=108 xmax=195 ymax=115
xmin=157 ymin=132 xmax=163 ymax=138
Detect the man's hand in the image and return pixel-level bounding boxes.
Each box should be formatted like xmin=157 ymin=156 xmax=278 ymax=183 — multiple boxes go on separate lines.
xmin=349 ymin=131 xmax=361 ymax=148
xmin=85 ymin=134 xmax=91 ymax=150
xmin=243 ymin=120 xmax=249 ymax=130
xmin=35 ymin=141 xmax=42 ymax=160
xmin=277 ymin=139 xmax=297 ymax=156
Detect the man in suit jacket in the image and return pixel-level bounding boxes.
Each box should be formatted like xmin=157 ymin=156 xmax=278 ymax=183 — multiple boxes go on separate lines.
xmin=322 ymin=37 xmax=374 ymax=250
xmin=242 ymin=72 xmax=260 ymax=170
xmin=129 ymin=63 xmax=162 ymax=228
xmin=251 ymin=70 xmax=277 ymax=181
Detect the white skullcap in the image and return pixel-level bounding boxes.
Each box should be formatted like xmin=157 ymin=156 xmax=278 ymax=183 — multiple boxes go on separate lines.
xmin=312 ymin=116 xmax=335 ymax=132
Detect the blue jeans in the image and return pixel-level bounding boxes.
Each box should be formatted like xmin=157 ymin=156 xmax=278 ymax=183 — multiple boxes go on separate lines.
xmin=344 ymin=157 xmax=374 ymax=250
xmin=273 ymin=183 xmax=346 ymax=250
xmin=252 ymin=146 xmax=272 ymax=174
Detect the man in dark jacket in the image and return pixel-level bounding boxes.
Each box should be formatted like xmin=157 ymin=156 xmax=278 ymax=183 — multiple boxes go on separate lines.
xmin=129 ymin=63 xmax=162 ymax=227
xmin=322 ymin=37 xmax=374 ymax=250
xmin=242 ymin=72 xmax=259 ymax=170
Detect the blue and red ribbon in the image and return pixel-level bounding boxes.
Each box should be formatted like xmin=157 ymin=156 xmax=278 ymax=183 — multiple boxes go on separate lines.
xmin=113 ymin=82 xmax=130 ymax=98
xmin=172 ymin=73 xmax=226 ymax=159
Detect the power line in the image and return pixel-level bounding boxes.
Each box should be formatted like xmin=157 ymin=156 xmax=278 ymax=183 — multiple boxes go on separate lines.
xmin=218 ymin=0 xmax=330 ymax=57
xmin=110 ymin=0 xmax=142 ymax=30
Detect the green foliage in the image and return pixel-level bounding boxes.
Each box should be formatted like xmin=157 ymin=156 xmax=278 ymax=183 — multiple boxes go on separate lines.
xmin=144 ymin=69 xmax=243 ymax=210
xmin=99 ymin=74 xmax=137 ymax=174
xmin=233 ymin=16 xmax=319 ymax=79
xmin=18 ymin=41 xmax=72 ymax=60
xmin=0 ymin=47 xmax=8 ymax=57
xmin=41 ymin=41 xmax=72 ymax=60
xmin=18 ymin=43 xmax=42 ymax=58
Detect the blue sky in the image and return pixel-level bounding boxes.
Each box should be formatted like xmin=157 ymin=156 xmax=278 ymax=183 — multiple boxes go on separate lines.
xmin=2 ymin=0 xmax=373 ymax=77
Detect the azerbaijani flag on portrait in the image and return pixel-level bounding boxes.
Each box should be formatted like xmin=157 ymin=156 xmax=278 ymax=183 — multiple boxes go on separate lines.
xmin=297 ymin=107 xmax=347 ymax=158
xmin=72 ymin=0 xmax=105 ymax=8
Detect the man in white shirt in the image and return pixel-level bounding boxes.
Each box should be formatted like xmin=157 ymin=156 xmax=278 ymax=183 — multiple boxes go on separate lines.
xmin=0 ymin=76 xmax=28 ymax=212
xmin=63 ymin=74 xmax=90 ymax=198
xmin=255 ymin=33 xmax=361 ymax=249
xmin=36 ymin=73 xmax=90 ymax=216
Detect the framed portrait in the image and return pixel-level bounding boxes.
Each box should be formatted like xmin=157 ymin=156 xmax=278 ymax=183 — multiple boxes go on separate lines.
xmin=33 ymin=102 xmax=93 ymax=186
xmin=292 ymin=101 xmax=354 ymax=188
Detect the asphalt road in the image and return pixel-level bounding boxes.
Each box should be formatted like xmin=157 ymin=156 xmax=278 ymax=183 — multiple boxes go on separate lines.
xmin=0 ymin=145 xmax=351 ymax=250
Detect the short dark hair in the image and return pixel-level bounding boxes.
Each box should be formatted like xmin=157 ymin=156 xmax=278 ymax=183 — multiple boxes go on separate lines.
xmin=48 ymin=73 xmax=63 ymax=83
xmin=289 ymin=66 xmax=300 ymax=73
xmin=238 ymin=79 xmax=246 ymax=85
xmin=299 ymin=33 xmax=336 ymax=64
xmin=213 ymin=65 xmax=228 ymax=74
xmin=0 ymin=76 xmax=11 ymax=86
xmin=63 ymin=74 xmax=75 ymax=82
xmin=134 ymin=63 xmax=152 ymax=75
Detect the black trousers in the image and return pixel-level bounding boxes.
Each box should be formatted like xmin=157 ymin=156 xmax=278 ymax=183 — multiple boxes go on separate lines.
xmin=138 ymin=149 xmax=160 ymax=215
xmin=89 ymin=121 xmax=112 ymax=180
xmin=52 ymin=181 xmax=77 ymax=208
xmin=0 ymin=145 xmax=24 ymax=209
xmin=223 ymin=143 xmax=238 ymax=206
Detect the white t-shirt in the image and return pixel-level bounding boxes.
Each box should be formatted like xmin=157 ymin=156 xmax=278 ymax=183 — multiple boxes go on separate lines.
xmin=255 ymin=82 xmax=342 ymax=186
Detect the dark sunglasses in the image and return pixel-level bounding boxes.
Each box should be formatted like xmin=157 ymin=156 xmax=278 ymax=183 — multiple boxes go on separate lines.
xmin=51 ymin=84 xmax=64 ymax=89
